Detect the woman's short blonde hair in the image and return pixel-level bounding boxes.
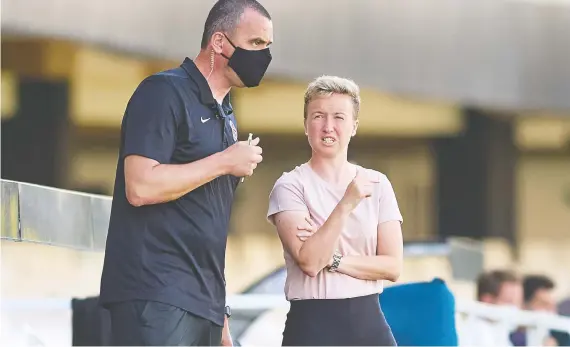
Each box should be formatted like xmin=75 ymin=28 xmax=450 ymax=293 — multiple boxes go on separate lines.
xmin=303 ymin=75 xmax=361 ymax=120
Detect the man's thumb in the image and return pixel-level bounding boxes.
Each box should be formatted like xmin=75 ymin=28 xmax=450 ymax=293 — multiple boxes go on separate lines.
xmin=250 ymin=137 xmax=260 ymax=146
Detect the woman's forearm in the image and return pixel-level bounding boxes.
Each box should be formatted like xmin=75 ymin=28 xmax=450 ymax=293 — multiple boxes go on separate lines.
xmin=335 ymin=255 xmax=402 ymax=282
xmin=296 ymin=201 xmax=352 ymax=276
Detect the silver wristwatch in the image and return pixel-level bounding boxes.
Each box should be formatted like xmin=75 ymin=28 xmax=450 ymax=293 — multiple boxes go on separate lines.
xmin=328 ymin=250 xmax=343 ymax=272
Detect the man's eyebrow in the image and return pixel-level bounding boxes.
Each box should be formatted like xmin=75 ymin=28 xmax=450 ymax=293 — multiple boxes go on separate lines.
xmin=249 ymin=37 xmax=272 ymax=46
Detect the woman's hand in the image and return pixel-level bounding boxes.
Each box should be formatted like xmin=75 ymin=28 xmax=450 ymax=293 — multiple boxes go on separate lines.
xmin=340 ymin=167 xmax=380 ymax=210
xmin=297 ymin=216 xmax=317 ymax=241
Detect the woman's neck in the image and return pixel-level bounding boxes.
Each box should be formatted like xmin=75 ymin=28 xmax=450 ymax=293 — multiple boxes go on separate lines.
xmin=308 ymin=154 xmax=355 ymax=186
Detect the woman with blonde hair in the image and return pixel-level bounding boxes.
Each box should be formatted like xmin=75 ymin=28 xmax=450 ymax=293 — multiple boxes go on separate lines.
xmin=267 ymin=75 xmax=404 ymax=346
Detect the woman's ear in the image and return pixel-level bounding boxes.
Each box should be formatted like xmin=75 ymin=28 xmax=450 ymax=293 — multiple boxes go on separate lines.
xmin=352 ymin=119 xmax=359 ymax=137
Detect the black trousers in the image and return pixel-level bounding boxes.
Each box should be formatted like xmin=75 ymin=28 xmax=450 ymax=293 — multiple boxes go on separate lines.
xmin=282 ymin=294 xmax=397 ymax=346
xmin=107 ymin=300 xmax=222 ymax=346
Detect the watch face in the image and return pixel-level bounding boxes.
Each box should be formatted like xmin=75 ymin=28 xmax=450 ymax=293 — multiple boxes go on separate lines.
xmin=225 ymin=305 xmax=231 ymax=317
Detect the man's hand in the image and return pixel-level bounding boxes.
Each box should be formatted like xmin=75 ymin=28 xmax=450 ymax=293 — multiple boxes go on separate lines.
xmin=221 ymin=137 xmax=263 ymax=178
xmin=221 ymin=334 xmax=233 ymax=346
xmin=221 ymin=316 xmax=233 ymax=346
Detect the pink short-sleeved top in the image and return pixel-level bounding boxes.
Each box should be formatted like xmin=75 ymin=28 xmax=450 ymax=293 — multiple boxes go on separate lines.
xmin=267 ymin=163 xmax=403 ymax=301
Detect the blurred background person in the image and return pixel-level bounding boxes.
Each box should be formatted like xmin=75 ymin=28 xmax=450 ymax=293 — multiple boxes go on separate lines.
xmin=555 ymin=299 xmax=570 ymax=346
xmin=477 ymin=270 xmax=523 ymax=307
xmin=461 ymin=269 xmax=522 ymax=346
xmin=511 ymin=275 xmax=560 ymax=346
xmin=523 ymin=274 xmax=557 ymax=313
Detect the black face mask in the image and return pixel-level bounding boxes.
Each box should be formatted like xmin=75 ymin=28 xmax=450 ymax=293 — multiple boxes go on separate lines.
xmin=221 ymin=34 xmax=272 ymax=87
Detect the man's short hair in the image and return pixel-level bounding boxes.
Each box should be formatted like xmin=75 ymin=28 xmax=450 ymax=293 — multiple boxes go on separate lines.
xmin=523 ymin=274 xmax=555 ymax=303
xmin=304 ymin=75 xmax=361 ymax=121
xmin=476 ymin=269 xmax=520 ymax=300
xmin=201 ymin=0 xmax=271 ymax=49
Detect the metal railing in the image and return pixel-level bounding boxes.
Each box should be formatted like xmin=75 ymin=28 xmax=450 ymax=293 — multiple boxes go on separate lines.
xmin=455 ymin=300 xmax=570 ymax=346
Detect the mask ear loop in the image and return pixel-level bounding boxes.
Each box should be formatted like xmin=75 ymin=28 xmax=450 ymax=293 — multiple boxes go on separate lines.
xmin=206 ymin=49 xmax=214 ymax=81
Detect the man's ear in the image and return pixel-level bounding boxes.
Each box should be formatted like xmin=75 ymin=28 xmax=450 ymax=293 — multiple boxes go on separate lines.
xmin=211 ymin=32 xmax=225 ymax=54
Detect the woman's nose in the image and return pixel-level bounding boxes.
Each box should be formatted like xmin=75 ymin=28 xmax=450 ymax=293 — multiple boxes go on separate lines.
xmin=323 ymin=118 xmax=334 ymax=132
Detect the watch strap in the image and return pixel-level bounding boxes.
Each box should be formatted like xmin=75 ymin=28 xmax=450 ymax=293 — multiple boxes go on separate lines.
xmin=328 ymin=250 xmax=342 ymax=272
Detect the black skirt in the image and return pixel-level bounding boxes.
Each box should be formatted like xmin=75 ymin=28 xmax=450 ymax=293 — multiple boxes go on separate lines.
xmin=281 ymin=294 xmax=397 ymax=346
